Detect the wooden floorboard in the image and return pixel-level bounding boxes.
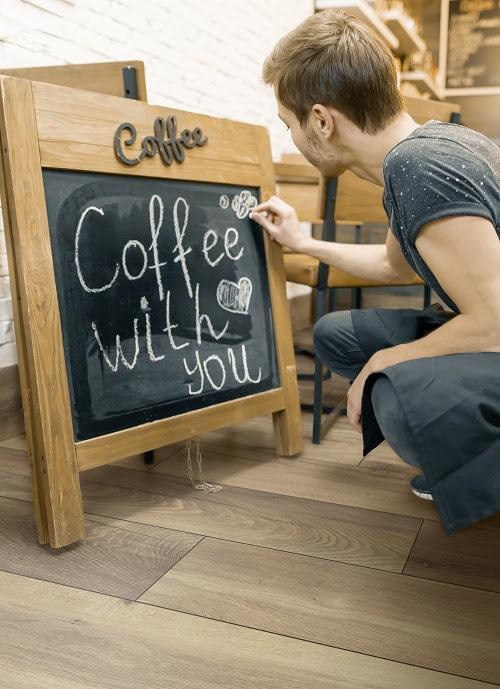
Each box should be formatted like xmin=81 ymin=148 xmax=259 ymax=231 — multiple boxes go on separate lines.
xmin=0 ymin=432 xmax=26 ymax=451
xmin=0 ymin=448 xmax=421 ymax=574
xmin=0 ymin=570 xmax=495 ymax=689
xmin=152 ymin=439 xmax=445 ymax=522
xmin=151 ymin=416 xmax=500 ymax=531
xmin=139 ymin=537 xmax=500 ymax=684
xmin=404 ymin=519 xmax=500 ymax=593
xmin=0 ymin=446 xmax=29 ymax=473
xmin=1 ymin=341 xmax=499 ymax=688
xmin=358 ymin=442 xmax=419 ymax=478
xmin=77 ymin=463 xmax=421 ymax=573
xmin=186 ymin=412 xmax=420 ymax=478
xmin=0 ymin=495 xmax=202 ymax=599
xmin=0 ymin=448 xmax=33 ymax=503
xmin=0 ymin=365 xmax=23 ymax=441
xmin=164 ymin=413 xmax=364 ymax=467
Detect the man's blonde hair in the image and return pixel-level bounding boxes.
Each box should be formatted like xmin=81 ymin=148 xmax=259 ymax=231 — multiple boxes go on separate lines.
xmin=262 ymin=9 xmax=404 ymax=133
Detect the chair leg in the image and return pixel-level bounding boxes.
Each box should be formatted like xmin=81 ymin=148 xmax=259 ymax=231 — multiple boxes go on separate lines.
xmin=298 ymin=368 xmax=331 ymax=382
xmin=313 ymin=289 xmax=327 ymax=444
xmin=423 ymin=285 xmax=432 ymax=307
xmin=353 ymin=287 xmax=362 ymax=309
xmin=328 ymin=285 xmax=337 ymax=313
xmin=352 ymin=224 xmax=363 ymax=310
xmin=312 ymin=352 xmax=324 ymax=444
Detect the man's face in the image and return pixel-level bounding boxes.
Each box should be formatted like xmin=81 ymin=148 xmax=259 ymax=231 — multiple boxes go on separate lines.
xmin=277 ymin=101 xmax=346 ymax=177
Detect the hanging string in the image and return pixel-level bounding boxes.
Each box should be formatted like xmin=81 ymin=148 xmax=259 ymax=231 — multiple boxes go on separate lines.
xmin=185 ymin=439 xmax=222 ymax=493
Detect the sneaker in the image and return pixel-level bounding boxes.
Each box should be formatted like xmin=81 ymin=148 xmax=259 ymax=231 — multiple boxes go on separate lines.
xmin=410 ymin=474 xmax=434 ymax=501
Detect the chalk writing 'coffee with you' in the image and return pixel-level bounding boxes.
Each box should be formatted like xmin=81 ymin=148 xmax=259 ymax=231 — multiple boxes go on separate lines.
xmin=74 ymin=192 xmax=263 ymax=395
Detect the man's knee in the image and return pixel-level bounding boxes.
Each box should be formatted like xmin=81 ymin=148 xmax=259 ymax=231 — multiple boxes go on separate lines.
xmin=313 ymin=310 xmax=355 ymax=364
xmin=371 ymin=376 xmax=421 ymax=467
xmin=312 ymin=313 xmax=332 ymax=361
xmin=371 ymin=377 xmax=398 ymax=426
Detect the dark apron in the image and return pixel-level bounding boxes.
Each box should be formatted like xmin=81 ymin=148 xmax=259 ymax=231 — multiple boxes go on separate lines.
xmin=352 ymin=304 xmax=500 ymax=534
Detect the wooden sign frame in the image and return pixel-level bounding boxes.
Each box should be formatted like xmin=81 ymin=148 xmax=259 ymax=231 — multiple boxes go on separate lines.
xmin=0 ymin=61 xmax=147 ymax=444
xmin=0 ymin=60 xmax=148 ymax=101
xmin=0 ymin=77 xmax=303 ymax=548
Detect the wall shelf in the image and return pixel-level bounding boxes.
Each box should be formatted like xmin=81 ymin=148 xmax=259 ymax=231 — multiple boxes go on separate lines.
xmin=400 ymin=71 xmax=441 ymax=100
xmin=382 ymin=9 xmax=427 ymax=56
xmin=315 ymin=0 xmax=399 ymax=51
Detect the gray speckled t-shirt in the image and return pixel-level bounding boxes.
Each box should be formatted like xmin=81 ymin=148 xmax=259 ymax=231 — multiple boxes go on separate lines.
xmin=383 ymin=120 xmax=500 ymax=313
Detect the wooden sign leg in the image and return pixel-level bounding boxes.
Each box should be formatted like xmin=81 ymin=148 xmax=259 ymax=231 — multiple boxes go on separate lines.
xmin=38 ymin=451 xmax=85 ymax=549
xmin=272 ymin=378 xmax=304 ymax=456
xmin=0 ymin=216 xmax=50 ymax=545
xmin=266 ymin=223 xmax=304 ymax=456
xmin=0 ymin=127 xmax=50 ymax=544
xmin=254 ymin=127 xmax=304 ymax=457
xmin=0 ymin=77 xmax=86 ymax=547
xmin=29 ymin=447 xmax=50 ymax=545
xmin=14 ymin=324 xmax=52 ymax=545
xmin=269 ymin=256 xmax=304 ymax=456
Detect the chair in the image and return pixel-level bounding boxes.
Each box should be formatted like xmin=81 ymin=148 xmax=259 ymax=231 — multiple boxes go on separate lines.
xmin=276 ymin=96 xmax=461 ymax=443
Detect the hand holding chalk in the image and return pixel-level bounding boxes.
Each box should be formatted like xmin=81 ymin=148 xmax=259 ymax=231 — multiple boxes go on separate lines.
xmin=250 ymin=196 xmax=306 ymax=251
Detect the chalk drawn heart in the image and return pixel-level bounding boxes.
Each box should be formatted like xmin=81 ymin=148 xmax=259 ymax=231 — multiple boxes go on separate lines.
xmin=216 ymin=277 xmax=253 ymax=314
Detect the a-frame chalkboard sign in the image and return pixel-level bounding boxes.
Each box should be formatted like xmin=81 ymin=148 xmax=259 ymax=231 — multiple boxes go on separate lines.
xmin=0 ymin=77 xmax=303 ymax=548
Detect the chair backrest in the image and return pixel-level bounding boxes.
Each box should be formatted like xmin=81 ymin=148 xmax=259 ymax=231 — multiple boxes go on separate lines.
xmin=0 ymin=60 xmax=148 ymax=101
xmin=403 ymin=95 xmax=460 ymax=125
xmin=274 ymin=160 xmax=322 ymax=222
xmin=272 ymin=95 xmax=462 ymax=226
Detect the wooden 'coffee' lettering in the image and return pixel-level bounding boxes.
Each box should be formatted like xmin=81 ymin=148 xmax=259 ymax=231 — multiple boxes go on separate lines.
xmin=114 ymin=115 xmax=208 ymax=166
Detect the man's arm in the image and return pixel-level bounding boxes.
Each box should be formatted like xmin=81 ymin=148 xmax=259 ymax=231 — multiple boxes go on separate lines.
xmin=371 ymin=215 xmax=500 ymax=372
xmin=250 ymin=196 xmax=416 ymax=283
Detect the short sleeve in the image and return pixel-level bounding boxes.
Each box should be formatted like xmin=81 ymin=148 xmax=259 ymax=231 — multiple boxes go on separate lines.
xmin=384 ymin=136 xmax=497 ymax=246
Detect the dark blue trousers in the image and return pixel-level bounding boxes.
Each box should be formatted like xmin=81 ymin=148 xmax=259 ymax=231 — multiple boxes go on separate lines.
xmin=313 ymin=309 xmax=421 ymax=468
xmin=312 ymin=305 xmax=500 ymax=533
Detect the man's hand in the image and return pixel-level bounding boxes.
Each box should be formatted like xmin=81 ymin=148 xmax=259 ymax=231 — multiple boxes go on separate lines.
xmin=347 ymin=368 xmax=367 ymax=433
xmin=346 ymin=358 xmax=379 ymax=433
xmin=250 ymin=196 xmax=306 ymax=251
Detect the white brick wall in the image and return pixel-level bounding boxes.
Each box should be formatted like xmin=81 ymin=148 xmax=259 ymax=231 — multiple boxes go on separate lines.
xmin=0 ymin=0 xmax=313 ymax=368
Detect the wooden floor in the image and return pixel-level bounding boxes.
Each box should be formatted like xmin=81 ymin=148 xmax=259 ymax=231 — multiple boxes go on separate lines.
xmin=1 ymin=388 xmax=499 ymax=686
xmin=0 ymin=292 xmax=499 ymax=688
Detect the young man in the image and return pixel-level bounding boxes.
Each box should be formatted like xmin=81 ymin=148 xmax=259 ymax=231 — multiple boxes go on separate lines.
xmin=250 ymin=9 xmax=500 ymax=533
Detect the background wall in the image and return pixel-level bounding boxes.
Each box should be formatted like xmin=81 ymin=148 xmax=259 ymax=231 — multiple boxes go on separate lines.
xmin=0 ymin=0 xmax=313 ymax=368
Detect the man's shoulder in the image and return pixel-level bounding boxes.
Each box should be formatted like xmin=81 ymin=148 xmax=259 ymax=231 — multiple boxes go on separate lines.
xmin=382 ymin=120 xmax=499 ymax=244
xmin=384 ymin=121 xmax=498 ymax=179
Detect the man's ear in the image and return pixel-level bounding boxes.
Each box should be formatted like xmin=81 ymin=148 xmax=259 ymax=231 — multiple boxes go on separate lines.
xmin=311 ymin=104 xmax=335 ymax=139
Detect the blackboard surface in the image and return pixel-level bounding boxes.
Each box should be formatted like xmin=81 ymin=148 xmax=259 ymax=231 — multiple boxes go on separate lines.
xmin=446 ymin=0 xmax=500 ymax=90
xmin=43 ymin=170 xmax=280 ymax=441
